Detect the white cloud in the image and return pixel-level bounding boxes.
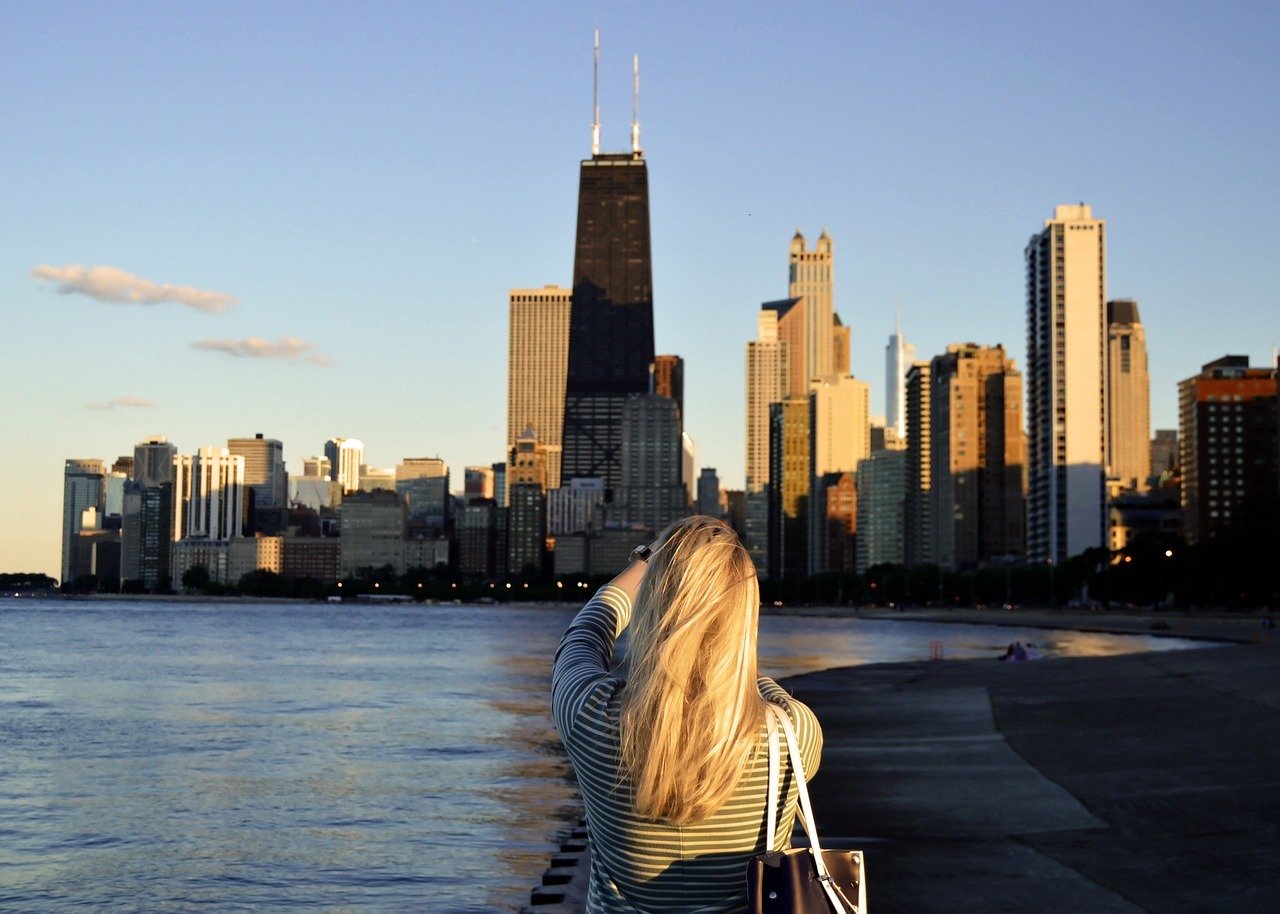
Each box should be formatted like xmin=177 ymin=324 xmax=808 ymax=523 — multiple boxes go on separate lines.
xmin=31 ymin=263 xmax=235 ymax=313
xmin=191 ymin=336 xmax=331 ymax=365
xmin=85 ymin=396 xmax=159 ymax=411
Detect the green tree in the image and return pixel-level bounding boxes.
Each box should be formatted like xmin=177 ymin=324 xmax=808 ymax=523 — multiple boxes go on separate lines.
xmin=181 ymin=565 xmax=211 ymax=593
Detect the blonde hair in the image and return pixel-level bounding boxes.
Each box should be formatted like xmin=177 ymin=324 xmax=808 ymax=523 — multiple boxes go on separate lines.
xmin=620 ymin=515 xmax=765 ymax=824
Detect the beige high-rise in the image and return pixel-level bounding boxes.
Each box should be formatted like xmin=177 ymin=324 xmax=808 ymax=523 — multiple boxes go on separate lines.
xmin=931 ymin=344 xmax=1025 ymax=568
xmin=788 ymin=229 xmax=835 ymax=386
xmin=809 ymin=375 xmax=870 ymax=476
xmin=745 ymin=306 xmax=790 ymax=492
xmin=1106 ymin=299 xmax=1151 ymax=492
xmin=508 ymin=286 xmax=570 ymax=489
xmin=1025 ymin=204 xmax=1106 ymax=563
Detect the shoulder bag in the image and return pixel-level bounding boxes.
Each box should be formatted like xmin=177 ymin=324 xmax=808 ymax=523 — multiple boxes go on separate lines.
xmin=747 ymin=703 xmax=867 ymax=914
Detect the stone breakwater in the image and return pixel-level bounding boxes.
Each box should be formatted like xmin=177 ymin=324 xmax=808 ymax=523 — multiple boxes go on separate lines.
xmin=521 ymin=820 xmax=590 ymax=913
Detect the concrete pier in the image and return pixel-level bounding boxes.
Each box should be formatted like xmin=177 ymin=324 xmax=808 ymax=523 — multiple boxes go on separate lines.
xmin=791 ymin=642 xmax=1280 ymax=912
xmin=528 ymin=623 xmax=1280 ymax=912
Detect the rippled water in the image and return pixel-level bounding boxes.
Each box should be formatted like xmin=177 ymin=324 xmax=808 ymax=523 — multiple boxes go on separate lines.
xmin=0 ymin=599 xmax=1206 ymax=912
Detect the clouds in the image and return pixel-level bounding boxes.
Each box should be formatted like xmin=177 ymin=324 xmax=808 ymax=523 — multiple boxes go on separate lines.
xmin=191 ymin=336 xmax=331 ymax=366
xmin=33 ymin=261 xmax=330 ymax=372
xmin=31 ymin=263 xmax=236 ymax=314
xmin=85 ymin=396 xmax=158 ymax=411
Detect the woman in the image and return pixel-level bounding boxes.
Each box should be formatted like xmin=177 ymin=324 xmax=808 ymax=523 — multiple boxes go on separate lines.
xmin=552 ymin=515 xmax=823 ymax=913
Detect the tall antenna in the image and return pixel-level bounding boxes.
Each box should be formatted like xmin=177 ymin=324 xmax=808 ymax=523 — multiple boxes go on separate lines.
xmin=631 ymin=53 xmax=641 ymax=153
xmin=591 ymin=30 xmax=600 ymax=156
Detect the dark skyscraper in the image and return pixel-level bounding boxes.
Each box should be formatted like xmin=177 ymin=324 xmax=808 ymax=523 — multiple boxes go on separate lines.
xmin=561 ymin=42 xmax=655 ymax=490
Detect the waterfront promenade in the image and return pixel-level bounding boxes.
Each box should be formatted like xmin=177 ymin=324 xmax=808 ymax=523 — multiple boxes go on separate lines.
xmin=527 ymin=615 xmax=1280 ymax=913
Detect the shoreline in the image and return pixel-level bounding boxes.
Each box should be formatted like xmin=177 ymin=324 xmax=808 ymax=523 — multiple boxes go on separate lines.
xmin=13 ymin=592 xmax=1277 ymax=642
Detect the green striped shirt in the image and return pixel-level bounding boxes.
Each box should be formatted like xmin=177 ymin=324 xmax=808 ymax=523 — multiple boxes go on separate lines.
xmin=552 ymin=585 xmax=823 ymax=914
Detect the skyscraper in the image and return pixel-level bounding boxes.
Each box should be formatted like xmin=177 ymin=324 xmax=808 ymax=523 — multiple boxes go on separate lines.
xmin=397 ymin=457 xmax=450 ymax=536
xmin=788 ymin=229 xmax=836 ymax=385
xmin=885 ymin=313 xmax=916 ymax=437
xmin=507 ymin=426 xmax=549 ymax=577
xmin=62 ymin=458 xmax=105 ymax=585
xmin=620 ymin=393 xmax=687 ymax=532
xmin=561 ymin=46 xmax=654 ymax=489
xmin=228 ymin=433 xmax=287 ymax=533
xmin=508 ymin=285 xmax=571 ymax=490
xmin=929 ymin=344 xmax=1025 ymax=568
xmin=324 ymin=438 xmax=364 ymax=494
xmin=1178 ymin=356 xmax=1279 ymax=544
xmin=855 ymin=446 xmax=907 ymax=573
xmin=1105 ymin=299 xmax=1151 ymax=492
xmin=745 ymin=304 xmax=791 ymax=492
xmin=122 ymin=436 xmax=178 ymax=591
xmin=768 ymin=398 xmax=811 ymax=579
xmin=174 ymin=447 xmax=245 ymax=542
xmin=903 ymin=362 xmax=933 ymax=566
xmin=1025 ymin=204 xmax=1107 ymax=563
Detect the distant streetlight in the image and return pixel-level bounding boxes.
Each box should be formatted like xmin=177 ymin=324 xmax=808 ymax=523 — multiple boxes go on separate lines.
xmin=1165 ymin=549 xmax=1174 ymax=558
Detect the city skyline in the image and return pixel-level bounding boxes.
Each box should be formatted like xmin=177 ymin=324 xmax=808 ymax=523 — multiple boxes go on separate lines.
xmin=4 ymin=3 xmax=1279 ymax=575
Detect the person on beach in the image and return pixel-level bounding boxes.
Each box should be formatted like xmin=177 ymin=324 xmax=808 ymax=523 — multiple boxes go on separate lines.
xmin=552 ymin=515 xmax=823 ymax=913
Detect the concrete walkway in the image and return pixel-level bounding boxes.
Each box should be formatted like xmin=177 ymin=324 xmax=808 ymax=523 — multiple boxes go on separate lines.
xmin=790 ymin=642 xmax=1280 ymax=912
xmin=525 ymin=637 xmax=1280 ymax=912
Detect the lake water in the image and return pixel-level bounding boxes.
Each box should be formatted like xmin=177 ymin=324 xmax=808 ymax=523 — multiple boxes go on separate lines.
xmin=0 ymin=599 xmax=1208 ymax=912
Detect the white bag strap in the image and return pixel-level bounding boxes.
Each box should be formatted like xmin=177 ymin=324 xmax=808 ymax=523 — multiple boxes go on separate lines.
xmin=766 ymin=703 xmax=866 ymax=914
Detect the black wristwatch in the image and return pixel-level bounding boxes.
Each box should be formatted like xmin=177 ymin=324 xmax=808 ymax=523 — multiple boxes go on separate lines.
xmin=630 ymin=544 xmax=652 ymax=564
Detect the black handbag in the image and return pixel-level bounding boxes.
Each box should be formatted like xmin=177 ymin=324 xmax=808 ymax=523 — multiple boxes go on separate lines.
xmin=747 ymin=704 xmax=866 ymax=914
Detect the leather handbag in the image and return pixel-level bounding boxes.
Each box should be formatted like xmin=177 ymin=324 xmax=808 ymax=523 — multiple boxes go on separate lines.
xmin=747 ymin=704 xmax=867 ymax=914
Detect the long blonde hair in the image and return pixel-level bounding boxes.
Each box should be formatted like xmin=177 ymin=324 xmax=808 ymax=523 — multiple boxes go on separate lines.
xmin=620 ymin=515 xmax=765 ymax=824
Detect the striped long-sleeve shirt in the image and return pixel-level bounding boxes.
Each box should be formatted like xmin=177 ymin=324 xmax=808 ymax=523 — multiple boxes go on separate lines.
xmin=552 ymin=585 xmax=823 ymax=914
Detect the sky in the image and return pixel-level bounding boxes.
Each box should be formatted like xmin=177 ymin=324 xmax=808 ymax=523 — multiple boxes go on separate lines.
xmin=2 ymin=1 xmax=1277 ymax=578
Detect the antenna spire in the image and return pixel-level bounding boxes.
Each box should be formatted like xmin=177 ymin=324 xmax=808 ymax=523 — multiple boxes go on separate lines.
xmin=591 ymin=30 xmax=600 ymax=156
xmin=631 ymin=53 xmax=641 ymax=153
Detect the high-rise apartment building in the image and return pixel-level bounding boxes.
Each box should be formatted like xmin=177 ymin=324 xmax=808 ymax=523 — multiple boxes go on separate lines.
xmin=324 ymin=438 xmax=364 ymax=494
xmin=788 ymin=229 xmax=835 ymax=386
xmin=1105 ymin=299 xmax=1151 ymax=492
xmin=620 ymin=393 xmax=687 ymax=533
xmin=174 ymin=447 xmax=245 ymax=542
xmin=929 ymin=344 xmax=1025 ymax=568
xmin=745 ymin=305 xmax=790 ymax=492
xmin=807 ymin=375 xmax=870 ymax=576
xmin=62 ymin=458 xmax=106 ymax=585
xmin=809 ymin=376 xmax=871 ymax=478
xmin=122 ymin=436 xmax=178 ymax=591
xmin=338 ymin=489 xmax=406 ymax=577
xmin=508 ymin=285 xmax=571 ymax=490
xmin=561 ymin=70 xmax=655 ymax=489
xmin=768 ymin=398 xmax=811 ymax=579
xmin=885 ymin=315 xmax=916 ymax=437
xmin=855 ymin=447 xmax=907 ymax=573
xmin=1178 ymin=356 xmax=1279 ymax=544
xmin=1025 ymin=204 xmax=1107 ymax=563
xmin=228 ymin=433 xmax=287 ymax=533
xmin=903 ymin=362 xmax=933 ymax=566
xmin=507 ymin=427 xmax=549 ymax=577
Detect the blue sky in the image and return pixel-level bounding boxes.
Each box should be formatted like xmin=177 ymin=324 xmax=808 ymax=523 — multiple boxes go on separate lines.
xmin=3 ymin=1 xmax=1277 ymax=576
